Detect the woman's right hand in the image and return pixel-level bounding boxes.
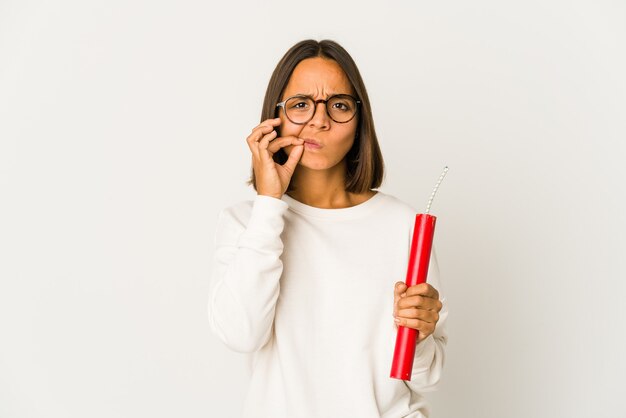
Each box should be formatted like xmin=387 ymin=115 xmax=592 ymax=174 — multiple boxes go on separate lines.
xmin=246 ymin=117 xmax=305 ymax=199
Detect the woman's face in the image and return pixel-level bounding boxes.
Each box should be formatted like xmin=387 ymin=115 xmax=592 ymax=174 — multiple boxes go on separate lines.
xmin=279 ymin=57 xmax=358 ymax=171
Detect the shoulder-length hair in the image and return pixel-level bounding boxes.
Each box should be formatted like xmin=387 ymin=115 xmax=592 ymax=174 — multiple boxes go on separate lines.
xmin=247 ymin=39 xmax=385 ymax=194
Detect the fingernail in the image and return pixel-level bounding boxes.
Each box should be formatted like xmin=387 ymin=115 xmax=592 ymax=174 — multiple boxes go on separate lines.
xmin=394 ymin=318 xmax=401 ymax=323
xmin=401 ymin=293 xmax=406 ymax=298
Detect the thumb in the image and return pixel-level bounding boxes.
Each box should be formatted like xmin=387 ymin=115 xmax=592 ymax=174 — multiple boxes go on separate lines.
xmin=393 ymin=281 xmax=406 ymax=315
xmin=394 ymin=281 xmax=407 ymax=297
xmin=283 ymin=144 xmax=304 ymax=173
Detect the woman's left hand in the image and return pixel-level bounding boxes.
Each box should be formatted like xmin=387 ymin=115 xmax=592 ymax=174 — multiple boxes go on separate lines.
xmin=393 ymin=282 xmax=443 ymax=343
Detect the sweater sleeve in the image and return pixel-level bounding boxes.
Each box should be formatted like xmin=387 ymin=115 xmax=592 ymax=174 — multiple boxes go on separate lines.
xmin=405 ymin=246 xmax=449 ymax=393
xmin=207 ymin=195 xmax=289 ymax=353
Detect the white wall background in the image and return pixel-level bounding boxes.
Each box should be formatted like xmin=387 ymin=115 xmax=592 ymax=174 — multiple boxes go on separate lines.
xmin=2 ymin=1 xmax=625 ymax=417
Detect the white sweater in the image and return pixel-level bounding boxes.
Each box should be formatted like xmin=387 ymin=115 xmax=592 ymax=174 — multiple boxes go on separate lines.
xmin=208 ymin=191 xmax=448 ymax=418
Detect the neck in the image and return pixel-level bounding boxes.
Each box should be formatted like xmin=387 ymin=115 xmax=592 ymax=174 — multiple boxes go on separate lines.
xmin=288 ymin=161 xmax=347 ymax=208
xmin=287 ymin=160 xmax=373 ymax=209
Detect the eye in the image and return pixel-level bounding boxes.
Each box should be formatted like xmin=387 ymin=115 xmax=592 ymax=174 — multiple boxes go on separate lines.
xmin=286 ymin=96 xmax=312 ymax=111
xmin=331 ymin=99 xmax=353 ymax=112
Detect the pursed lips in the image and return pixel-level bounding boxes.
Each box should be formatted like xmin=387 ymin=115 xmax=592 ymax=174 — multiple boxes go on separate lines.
xmin=302 ymin=138 xmax=322 ymax=148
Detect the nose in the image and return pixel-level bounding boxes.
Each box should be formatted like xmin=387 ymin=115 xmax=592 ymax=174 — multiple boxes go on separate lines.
xmin=308 ymin=100 xmax=330 ymax=129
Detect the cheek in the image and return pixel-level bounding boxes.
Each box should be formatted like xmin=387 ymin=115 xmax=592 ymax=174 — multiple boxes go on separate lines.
xmin=280 ymin=126 xmax=298 ymax=138
xmin=278 ymin=116 xmax=302 ymax=138
xmin=335 ymin=127 xmax=357 ymax=149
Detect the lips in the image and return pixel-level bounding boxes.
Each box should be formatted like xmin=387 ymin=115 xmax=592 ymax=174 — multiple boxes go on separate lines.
xmin=302 ymin=138 xmax=322 ymax=148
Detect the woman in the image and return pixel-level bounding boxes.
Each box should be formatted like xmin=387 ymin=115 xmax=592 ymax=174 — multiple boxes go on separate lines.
xmin=208 ymin=39 xmax=448 ymax=418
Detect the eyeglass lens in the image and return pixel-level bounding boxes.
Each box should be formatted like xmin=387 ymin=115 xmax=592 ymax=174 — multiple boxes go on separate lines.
xmin=284 ymin=96 xmax=357 ymax=124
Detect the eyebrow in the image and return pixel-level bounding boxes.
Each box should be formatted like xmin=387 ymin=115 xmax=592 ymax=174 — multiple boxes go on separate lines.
xmin=291 ymin=92 xmax=352 ymax=98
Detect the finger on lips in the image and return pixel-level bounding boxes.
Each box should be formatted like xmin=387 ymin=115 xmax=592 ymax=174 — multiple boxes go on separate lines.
xmin=261 ymin=117 xmax=281 ymax=128
xmin=258 ymin=131 xmax=278 ymax=148
xmin=261 ymin=131 xmax=278 ymax=141
xmin=253 ymin=126 xmax=275 ymax=141
xmin=247 ymin=119 xmax=283 ymax=148
xmin=251 ymin=119 xmax=281 ymax=138
xmin=267 ymin=136 xmax=304 ymax=153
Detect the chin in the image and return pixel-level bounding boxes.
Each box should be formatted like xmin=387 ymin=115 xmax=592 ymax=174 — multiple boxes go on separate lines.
xmin=297 ymin=153 xmax=342 ymax=171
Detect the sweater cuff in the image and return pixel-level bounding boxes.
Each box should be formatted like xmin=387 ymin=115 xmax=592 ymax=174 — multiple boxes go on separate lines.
xmin=238 ymin=195 xmax=289 ymax=248
xmin=411 ymin=334 xmax=437 ymax=372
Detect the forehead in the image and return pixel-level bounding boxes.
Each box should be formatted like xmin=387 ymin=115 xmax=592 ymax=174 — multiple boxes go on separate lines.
xmin=283 ymin=57 xmax=353 ymax=97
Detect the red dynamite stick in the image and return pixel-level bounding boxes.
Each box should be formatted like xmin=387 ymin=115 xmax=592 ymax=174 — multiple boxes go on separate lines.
xmin=390 ymin=213 xmax=437 ymax=380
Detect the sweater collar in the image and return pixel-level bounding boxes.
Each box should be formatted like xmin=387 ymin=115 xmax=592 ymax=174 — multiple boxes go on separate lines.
xmin=281 ymin=191 xmax=385 ymax=220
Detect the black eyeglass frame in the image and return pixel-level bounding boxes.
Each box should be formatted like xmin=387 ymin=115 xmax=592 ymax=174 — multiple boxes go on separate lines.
xmin=276 ymin=94 xmax=361 ymax=125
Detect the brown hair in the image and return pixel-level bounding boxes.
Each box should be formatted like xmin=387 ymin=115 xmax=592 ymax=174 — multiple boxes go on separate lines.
xmin=247 ymin=39 xmax=385 ymax=194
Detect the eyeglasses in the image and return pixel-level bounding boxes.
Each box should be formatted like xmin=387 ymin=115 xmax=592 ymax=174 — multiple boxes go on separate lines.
xmin=276 ymin=94 xmax=361 ymax=125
